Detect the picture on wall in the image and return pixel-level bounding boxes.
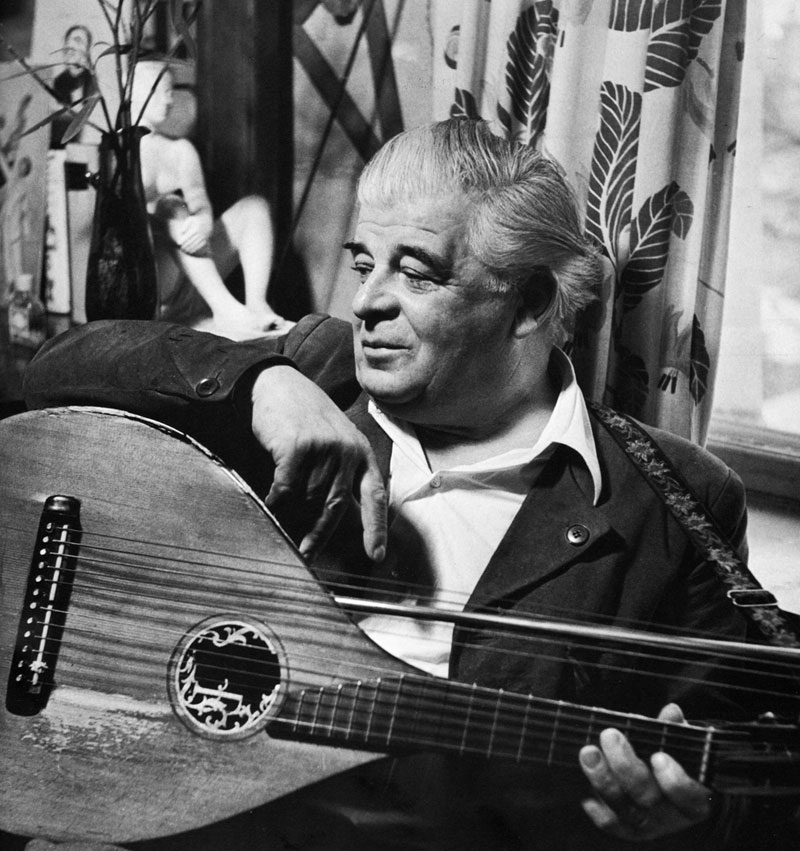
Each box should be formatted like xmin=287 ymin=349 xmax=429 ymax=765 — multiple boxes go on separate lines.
xmin=0 ymin=62 xmax=49 ymax=306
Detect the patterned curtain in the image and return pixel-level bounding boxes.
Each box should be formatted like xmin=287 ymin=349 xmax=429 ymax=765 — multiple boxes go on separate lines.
xmin=435 ymin=0 xmax=746 ymax=444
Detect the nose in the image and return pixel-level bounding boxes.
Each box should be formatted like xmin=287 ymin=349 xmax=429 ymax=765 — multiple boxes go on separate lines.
xmin=351 ymin=267 xmax=400 ymax=325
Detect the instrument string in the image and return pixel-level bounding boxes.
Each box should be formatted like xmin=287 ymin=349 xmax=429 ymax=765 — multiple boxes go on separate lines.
xmin=22 ymin=584 xmax=800 ymax=720
xmin=20 ymin=613 xmax=722 ymax=761
xmin=6 ymin=520 xmax=778 ymax=642
xmin=28 ymin=556 xmax=800 ymax=692
xmin=10 ymin=536 xmax=796 ymax=708
xmin=23 ymin=525 xmax=800 ymax=648
xmin=6 ymin=524 xmax=799 ymax=736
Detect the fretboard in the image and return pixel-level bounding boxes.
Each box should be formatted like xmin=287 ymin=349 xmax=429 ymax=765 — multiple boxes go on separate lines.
xmin=268 ymin=675 xmax=717 ymax=784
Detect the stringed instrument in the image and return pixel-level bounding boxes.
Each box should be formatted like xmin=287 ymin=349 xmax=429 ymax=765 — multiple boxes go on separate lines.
xmin=1 ymin=407 xmax=799 ymax=843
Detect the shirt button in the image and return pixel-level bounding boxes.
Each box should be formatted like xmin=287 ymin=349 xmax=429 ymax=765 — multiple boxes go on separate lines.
xmin=565 ymin=524 xmax=590 ymax=546
xmin=430 ymin=475 xmax=442 ymax=488
xmin=195 ymin=377 xmax=220 ymax=397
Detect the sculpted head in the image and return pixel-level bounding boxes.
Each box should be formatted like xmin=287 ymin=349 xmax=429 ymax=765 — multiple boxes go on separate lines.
xmin=131 ymin=60 xmax=174 ymax=128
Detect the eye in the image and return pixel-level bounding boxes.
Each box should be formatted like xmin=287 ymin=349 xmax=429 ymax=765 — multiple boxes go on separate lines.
xmin=350 ymin=261 xmax=373 ymax=283
xmin=401 ymin=266 xmax=442 ymax=288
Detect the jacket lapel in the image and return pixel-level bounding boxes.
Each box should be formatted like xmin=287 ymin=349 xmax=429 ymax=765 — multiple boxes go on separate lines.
xmin=466 ymin=445 xmax=618 ymax=611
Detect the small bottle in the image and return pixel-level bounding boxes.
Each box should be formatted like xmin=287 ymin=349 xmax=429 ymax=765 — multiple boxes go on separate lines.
xmin=8 ymin=273 xmax=47 ymax=349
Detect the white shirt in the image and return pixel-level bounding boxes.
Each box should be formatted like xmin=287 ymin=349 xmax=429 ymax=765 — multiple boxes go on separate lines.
xmin=360 ymin=350 xmax=602 ymax=677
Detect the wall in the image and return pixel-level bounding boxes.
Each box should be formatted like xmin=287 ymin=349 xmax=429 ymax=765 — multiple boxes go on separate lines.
xmin=290 ymin=0 xmax=460 ymax=317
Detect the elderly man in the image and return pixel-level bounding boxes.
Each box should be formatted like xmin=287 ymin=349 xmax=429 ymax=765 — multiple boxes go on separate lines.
xmin=22 ymin=120 xmax=775 ymax=849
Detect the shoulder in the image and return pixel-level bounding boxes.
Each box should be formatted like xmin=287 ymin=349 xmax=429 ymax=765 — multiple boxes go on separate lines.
xmin=281 ymin=314 xmax=359 ymax=409
xmin=590 ymin=405 xmax=746 ymax=530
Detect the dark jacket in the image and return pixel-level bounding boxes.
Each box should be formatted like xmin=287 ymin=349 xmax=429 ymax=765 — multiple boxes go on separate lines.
xmin=22 ymin=315 xmax=784 ymax=850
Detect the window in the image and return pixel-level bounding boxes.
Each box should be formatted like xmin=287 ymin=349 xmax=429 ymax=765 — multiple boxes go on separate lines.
xmin=709 ymin=0 xmax=800 ymax=505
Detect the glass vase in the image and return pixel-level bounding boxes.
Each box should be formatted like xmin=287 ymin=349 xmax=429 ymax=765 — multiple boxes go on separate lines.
xmin=85 ymin=128 xmax=158 ymax=321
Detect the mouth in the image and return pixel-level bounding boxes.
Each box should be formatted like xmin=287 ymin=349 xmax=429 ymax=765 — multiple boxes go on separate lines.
xmin=360 ymin=338 xmax=406 ymax=351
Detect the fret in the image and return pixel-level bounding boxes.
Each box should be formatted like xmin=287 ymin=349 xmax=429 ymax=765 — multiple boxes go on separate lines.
xmin=459 ymin=683 xmax=478 ymax=756
xmin=291 ymin=689 xmax=307 ymax=734
xmin=309 ymin=686 xmax=324 ymax=736
xmin=487 ymin=689 xmax=504 ymax=758
xmin=385 ymin=675 xmax=404 ymax=748
xmin=546 ymin=700 xmax=562 ymax=767
xmin=659 ymin=719 xmax=669 ymax=753
xmin=699 ymin=726 xmax=716 ymax=786
xmin=327 ymin=684 xmax=343 ymax=738
xmin=345 ymin=681 xmax=361 ymax=740
xmin=365 ymin=678 xmax=380 ymax=743
xmin=585 ymin=709 xmax=597 ymax=746
xmin=516 ymin=694 xmax=532 ymax=763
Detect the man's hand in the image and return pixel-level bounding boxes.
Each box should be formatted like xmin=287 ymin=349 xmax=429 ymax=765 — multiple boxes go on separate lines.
xmin=251 ymin=366 xmax=387 ymax=562
xmin=579 ymin=703 xmax=713 ymax=841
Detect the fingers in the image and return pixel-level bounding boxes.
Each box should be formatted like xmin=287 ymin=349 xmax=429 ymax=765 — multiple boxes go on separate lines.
xmin=254 ymin=368 xmax=387 ymax=563
xmin=358 ymin=458 xmax=388 ymax=563
xmin=579 ymin=707 xmax=712 ymax=841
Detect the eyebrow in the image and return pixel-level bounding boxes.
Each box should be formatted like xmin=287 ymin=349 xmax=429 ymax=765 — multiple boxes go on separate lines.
xmin=342 ymin=241 xmax=451 ymax=275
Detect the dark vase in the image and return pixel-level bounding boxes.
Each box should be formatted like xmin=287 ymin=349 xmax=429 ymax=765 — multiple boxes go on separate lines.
xmin=85 ymin=127 xmax=158 ymax=321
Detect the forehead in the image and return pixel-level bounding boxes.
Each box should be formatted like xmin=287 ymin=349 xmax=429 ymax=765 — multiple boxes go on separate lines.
xmin=354 ymin=194 xmax=469 ymax=248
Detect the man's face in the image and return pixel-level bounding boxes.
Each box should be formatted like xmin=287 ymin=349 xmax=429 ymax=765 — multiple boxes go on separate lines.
xmin=348 ymin=194 xmax=521 ymax=429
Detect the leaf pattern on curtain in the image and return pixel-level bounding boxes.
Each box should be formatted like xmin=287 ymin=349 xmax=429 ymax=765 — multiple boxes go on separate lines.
xmin=611 ymin=341 xmax=650 ymax=415
xmin=586 ymin=82 xmax=641 ymax=272
xmin=621 ymin=182 xmax=693 ymax=314
xmin=645 ymin=0 xmax=723 ymax=91
xmin=439 ymin=0 xmax=745 ymax=441
xmin=656 ymin=311 xmax=710 ymax=405
xmin=451 ymin=87 xmax=481 ymax=120
xmin=689 ymin=315 xmax=711 ymax=404
xmin=497 ymin=2 xmax=558 ymax=142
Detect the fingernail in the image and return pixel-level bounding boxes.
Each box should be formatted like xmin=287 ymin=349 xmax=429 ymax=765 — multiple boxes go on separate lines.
xmin=651 ymin=751 xmax=671 ymax=770
xmin=581 ymin=748 xmax=602 ymax=769
xmin=372 ymin=545 xmax=386 ymax=563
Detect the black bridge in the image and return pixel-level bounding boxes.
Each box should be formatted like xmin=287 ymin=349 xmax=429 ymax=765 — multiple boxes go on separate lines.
xmin=6 ymin=495 xmax=82 ymax=716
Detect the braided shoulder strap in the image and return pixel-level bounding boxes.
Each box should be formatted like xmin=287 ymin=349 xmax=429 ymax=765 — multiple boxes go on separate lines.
xmin=590 ymin=402 xmax=800 ymax=649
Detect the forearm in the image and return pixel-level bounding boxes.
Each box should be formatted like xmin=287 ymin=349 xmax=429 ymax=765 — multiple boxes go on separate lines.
xmin=23 ymin=314 xmax=361 ymax=418
xmin=23 ymin=320 xmax=287 ymax=418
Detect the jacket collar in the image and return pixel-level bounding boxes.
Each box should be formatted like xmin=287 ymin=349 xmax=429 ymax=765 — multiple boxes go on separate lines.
xmin=346 ymin=393 xmax=625 ymax=608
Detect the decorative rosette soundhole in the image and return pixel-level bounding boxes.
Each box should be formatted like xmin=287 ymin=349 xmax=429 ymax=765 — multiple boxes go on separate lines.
xmin=170 ymin=617 xmax=284 ymax=739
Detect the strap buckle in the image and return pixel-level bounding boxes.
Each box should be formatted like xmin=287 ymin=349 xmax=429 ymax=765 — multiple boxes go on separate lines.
xmin=727 ymin=588 xmax=779 ymax=608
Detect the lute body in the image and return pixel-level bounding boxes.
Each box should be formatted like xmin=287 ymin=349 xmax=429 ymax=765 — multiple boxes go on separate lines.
xmin=1 ymin=408 xmax=798 ymax=843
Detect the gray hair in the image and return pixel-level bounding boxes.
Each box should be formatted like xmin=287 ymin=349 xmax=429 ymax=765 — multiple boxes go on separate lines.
xmin=357 ymin=119 xmax=602 ymax=343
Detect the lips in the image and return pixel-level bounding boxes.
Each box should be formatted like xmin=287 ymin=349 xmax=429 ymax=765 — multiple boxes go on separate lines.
xmin=360 ymin=338 xmax=406 ymax=350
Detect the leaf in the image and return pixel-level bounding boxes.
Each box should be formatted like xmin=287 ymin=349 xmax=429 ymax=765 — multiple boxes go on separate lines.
xmin=610 ymin=0 xmax=650 ymax=32
xmin=609 ymin=341 xmax=650 ymax=419
xmin=503 ymin=2 xmax=558 ymax=142
xmin=586 ymin=82 xmax=641 ymax=269
xmin=95 ymin=42 xmax=133 ymax=61
xmin=497 ymin=102 xmax=513 ymax=138
xmin=619 ymin=182 xmax=680 ymax=313
xmin=671 ymin=188 xmax=694 ymax=238
xmin=60 ymin=93 xmax=101 ymax=145
xmin=689 ymin=314 xmax=710 ymax=404
xmin=450 ymin=87 xmax=481 ymax=120
xmin=645 ymin=0 xmax=722 ymax=91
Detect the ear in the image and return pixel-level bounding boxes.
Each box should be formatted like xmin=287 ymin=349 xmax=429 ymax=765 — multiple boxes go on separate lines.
xmin=512 ymin=266 xmax=556 ymax=338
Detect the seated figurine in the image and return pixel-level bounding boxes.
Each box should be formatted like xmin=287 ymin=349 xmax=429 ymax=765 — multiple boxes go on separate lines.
xmin=132 ymin=60 xmax=291 ymax=340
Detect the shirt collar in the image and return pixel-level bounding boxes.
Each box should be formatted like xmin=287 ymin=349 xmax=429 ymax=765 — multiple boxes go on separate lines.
xmin=368 ymin=348 xmax=602 ymax=505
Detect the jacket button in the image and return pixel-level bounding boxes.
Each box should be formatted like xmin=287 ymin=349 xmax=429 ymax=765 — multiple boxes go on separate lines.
xmin=565 ymin=524 xmax=590 ymax=546
xmin=195 ymin=377 xmax=220 ymax=397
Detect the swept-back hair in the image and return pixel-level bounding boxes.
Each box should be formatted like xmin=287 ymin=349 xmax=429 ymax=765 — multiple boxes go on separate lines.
xmin=357 ymin=118 xmax=602 ymax=343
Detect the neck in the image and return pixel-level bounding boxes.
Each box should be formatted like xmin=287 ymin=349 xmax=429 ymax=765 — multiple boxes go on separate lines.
xmin=416 ymin=364 xmax=558 ymax=469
